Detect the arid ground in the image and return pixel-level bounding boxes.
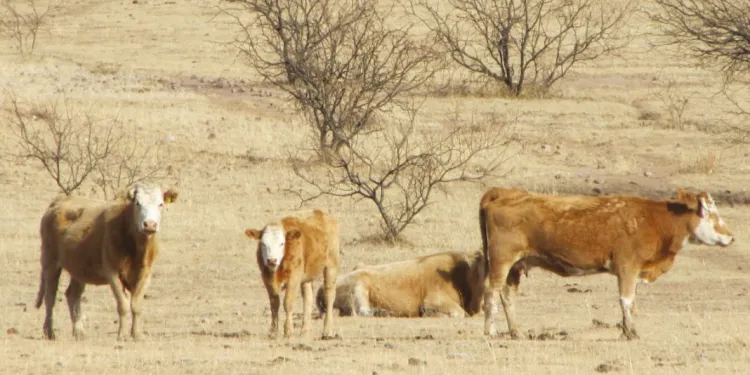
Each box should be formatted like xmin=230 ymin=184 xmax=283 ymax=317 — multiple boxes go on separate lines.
xmin=1 ymin=1 xmax=749 ymax=374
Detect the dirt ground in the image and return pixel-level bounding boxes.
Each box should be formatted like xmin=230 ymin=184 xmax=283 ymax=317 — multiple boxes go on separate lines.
xmin=1 ymin=1 xmax=749 ymax=374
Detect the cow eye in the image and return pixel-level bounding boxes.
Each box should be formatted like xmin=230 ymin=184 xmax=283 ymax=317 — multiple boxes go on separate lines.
xmin=159 ymin=203 xmax=165 ymax=208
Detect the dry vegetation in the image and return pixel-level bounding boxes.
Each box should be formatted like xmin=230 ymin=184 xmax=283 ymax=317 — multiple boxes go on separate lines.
xmin=1 ymin=0 xmax=749 ymax=374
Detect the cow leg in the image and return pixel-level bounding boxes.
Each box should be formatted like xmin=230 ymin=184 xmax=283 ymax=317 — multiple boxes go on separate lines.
xmin=42 ymin=267 xmax=62 ymax=340
xmin=485 ymin=261 xmax=518 ymax=338
xmin=264 ymin=282 xmax=281 ymax=338
xmin=301 ymin=281 xmax=313 ymax=336
xmin=283 ymin=280 xmax=301 ymax=338
xmin=422 ymin=293 xmax=465 ymax=318
xmin=617 ymin=270 xmax=639 ymax=340
xmin=107 ymin=274 xmax=131 ymax=341
xmin=129 ymin=273 xmax=152 ymax=341
xmin=65 ymin=278 xmax=86 ymax=340
xmin=352 ymin=280 xmax=371 ymax=317
xmin=322 ymin=265 xmax=338 ymax=338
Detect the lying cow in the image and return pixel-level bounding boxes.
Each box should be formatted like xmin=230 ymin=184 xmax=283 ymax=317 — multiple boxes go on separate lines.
xmin=316 ymin=251 xmax=486 ymax=318
xmin=479 ymin=187 xmax=734 ymax=340
xmin=244 ymin=209 xmax=340 ymax=339
xmin=36 ymin=183 xmax=178 ymax=341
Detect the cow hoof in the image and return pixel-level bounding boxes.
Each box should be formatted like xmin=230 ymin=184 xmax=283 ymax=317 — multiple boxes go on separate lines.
xmin=509 ymin=330 xmax=521 ymax=340
xmin=621 ymin=329 xmax=640 ymax=340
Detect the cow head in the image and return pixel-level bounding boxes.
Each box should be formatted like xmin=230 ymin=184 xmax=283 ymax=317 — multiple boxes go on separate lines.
xmin=245 ymin=224 xmax=301 ymax=272
xmin=127 ymin=183 xmax=179 ymax=236
xmin=677 ymin=189 xmax=734 ymax=247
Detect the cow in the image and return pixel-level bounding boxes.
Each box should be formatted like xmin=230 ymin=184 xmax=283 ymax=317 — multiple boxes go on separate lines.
xmin=36 ymin=183 xmax=179 ymax=341
xmin=244 ymin=209 xmax=340 ymax=339
xmin=479 ymin=187 xmax=735 ymax=340
xmin=315 ymin=251 xmax=486 ymax=318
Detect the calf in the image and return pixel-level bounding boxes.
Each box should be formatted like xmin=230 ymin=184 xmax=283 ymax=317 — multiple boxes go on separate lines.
xmin=244 ymin=209 xmax=340 ymax=338
xmin=316 ymin=251 xmax=486 ymax=318
xmin=479 ymin=187 xmax=734 ymax=339
xmin=36 ymin=183 xmax=178 ymax=341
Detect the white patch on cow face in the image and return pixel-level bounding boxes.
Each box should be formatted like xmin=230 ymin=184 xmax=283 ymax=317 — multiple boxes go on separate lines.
xmin=689 ymin=197 xmax=734 ymax=247
xmin=131 ymin=184 xmax=166 ymax=235
xmin=260 ymin=224 xmax=286 ymax=271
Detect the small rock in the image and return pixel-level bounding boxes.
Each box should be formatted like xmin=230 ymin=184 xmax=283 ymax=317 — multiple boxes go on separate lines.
xmin=383 ymin=343 xmax=394 ymax=349
xmin=592 ymin=319 xmax=610 ymax=328
xmin=592 ymin=188 xmax=602 ymax=194
xmin=292 ymin=344 xmax=313 ymax=351
xmin=595 ymin=363 xmax=617 ymax=373
xmin=593 ymin=179 xmax=602 ymax=184
xmin=55 ymin=361 xmax=65 ymax=367
xmin=271 ymin=356 xmax=292 ymax=364
xmin=643 ymin=171 xmax=653 ymax=177
xmin=166 ymin=135 xmax=176 ymax=143
xmin=6 ymin=328 xmax=19 ymax=335
xmin=408 ymin=358 xmax=426 ymax=366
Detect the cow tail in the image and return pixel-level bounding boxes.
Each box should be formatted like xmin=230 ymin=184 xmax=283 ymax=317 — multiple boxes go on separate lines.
xmin=479 ymin=203 xmax=490 ymax=280
xmin=35 ymin=270 xmax=45 ymax=309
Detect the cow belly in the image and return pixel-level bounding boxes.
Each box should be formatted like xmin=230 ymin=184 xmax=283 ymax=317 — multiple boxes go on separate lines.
xmin=520 ymin=255 xmax=610 ymax=277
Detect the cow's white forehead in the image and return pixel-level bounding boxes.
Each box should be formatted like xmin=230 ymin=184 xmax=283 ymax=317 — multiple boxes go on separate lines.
xmin=261 ymin=224 xmax=285 ymax=245
xmin=134 ymin=184 xmax=164 ymax=205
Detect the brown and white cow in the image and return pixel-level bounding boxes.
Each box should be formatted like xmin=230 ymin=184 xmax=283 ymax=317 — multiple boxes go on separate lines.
xmin=36 ymin=183 xmax=178 ymax=341
xmin=316 ymin=250 xmax=486 ymax=318
xmin=244 ymin=209 xmax=340 ymax=339
xmin=479 ymin=187 xmax=734 ymax=340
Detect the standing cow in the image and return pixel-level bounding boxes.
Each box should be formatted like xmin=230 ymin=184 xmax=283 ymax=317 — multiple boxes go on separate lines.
xmin=244 ymin=209 xmax=340 ymax=339
xmin=36 ymin=183 xmax=178 ymax=341
xmin=479 ymin=187 xmax=734 ymax=339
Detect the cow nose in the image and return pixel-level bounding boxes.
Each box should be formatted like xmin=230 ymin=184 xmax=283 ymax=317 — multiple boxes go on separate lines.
xmin=143 ymin=220 xmax=158 ymax=232
xmin=267 ymin=259 xmax=278 ymax=267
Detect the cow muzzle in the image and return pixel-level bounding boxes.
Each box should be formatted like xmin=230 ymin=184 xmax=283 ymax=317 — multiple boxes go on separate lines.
xmin=266 ymin=258 xmax=279 ymax=270
xmin=142 ymin=220 xmax=159 ymax=234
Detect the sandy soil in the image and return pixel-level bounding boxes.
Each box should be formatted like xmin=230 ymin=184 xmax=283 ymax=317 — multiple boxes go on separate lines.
xmin=1 ymin=1 xmax=749 ymax=374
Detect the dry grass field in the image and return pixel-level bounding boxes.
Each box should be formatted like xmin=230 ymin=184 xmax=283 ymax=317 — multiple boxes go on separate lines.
xmin=1 ymin=0 xmax=749 ymax=374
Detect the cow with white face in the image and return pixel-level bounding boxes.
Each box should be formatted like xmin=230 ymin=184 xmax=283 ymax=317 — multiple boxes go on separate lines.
xmin=129 ymin=183 xmax=170 ymax=235
xmin=686 ymin=191 xmax=734 ymax=247
xmin=36 ymin=182 xmax=178 ymax=341
xmin=256 ymin=224 xmax=295 ymax=271
xmin=479 ymin=187 xmax=735 ymax=340
xmin=244 ymin=209 xmax=340 ymax=339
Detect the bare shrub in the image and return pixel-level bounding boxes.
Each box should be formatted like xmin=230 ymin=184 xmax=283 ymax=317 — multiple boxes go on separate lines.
xmin=222 ymin=0 xmax=440 ymax=157
xmin=94 ymin=131 xmax=175 ymax=199
xmin=290 ymin=109 xmax=517 ymax=241
xmin=3 ymin=91 xmax=173 ymax=197
xmin=649 ymin=0 xmax=750 ymax=139
xmin=650 ymin=0 xmax=750 ymax=78
xmin=678 ymin=152 xmax=719 ymax=175
xmin=411 ymin=0 xmax=636 ymax=96
xmin=0 ymin=0 xmax=64 ymax=58
xmin=653 ymin=80 xmax=691 ymax=130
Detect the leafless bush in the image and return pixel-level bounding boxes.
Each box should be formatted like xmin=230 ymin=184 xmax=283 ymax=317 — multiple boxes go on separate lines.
xmin=0 ymin=0 xmax=64 ymax=58
xmin=649 ymin=0 xmax=750 ymax=139
xmin=290 ymin=109 xmax=517 ymax=241
xmin=3 ymin=91 xmax=173 ymax=197
xmin=411 ymin=0 xmax=635 ymax=96
xmin=222 ymin=0 xmax=440 ymax=157
xmin=94 ymin=131 xmax=175 ymax=199
xmin=650 ymin=0 xmax=750 ymax=78
xmin=653 ymin=80 xmax=691 ymax=130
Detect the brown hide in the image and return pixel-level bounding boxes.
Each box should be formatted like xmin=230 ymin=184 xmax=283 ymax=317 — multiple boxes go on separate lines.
xmin=316 ymin=251 xmax=486 ymax=318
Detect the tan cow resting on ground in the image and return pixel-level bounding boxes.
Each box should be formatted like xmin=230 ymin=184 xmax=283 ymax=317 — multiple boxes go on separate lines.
xmin=36 ymin=183 xmax=178 ymax=341
xmin=316 ymin=251 xmax=486 ymax=318
xmin=244 ymin=209 xmax=340 ymax=339
xmin=479 ymin=187 xmax=735 ymax=340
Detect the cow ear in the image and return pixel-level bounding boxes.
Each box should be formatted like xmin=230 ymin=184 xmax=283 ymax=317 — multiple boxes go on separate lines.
xmin=676 ymin=188 xmax=700 ymax=211
xmin=244 ymin=229 xmax=261 ymax=240
xmin=127 ymin=186 xmax=138 ymax=200
xmin=286 ymin=230 xmax=302 ymax=241
xmin=697 ymin=192 xmax=714 ymax=217
xmin=163 ymin=189 xmax=179 ymax=204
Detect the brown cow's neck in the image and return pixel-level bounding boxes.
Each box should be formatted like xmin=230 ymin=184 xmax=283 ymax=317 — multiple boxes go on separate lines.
xmin=661 ymin=201 xmax=694 ymax=254
xmin=109 ymin=201 xmax=159 ymax=264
